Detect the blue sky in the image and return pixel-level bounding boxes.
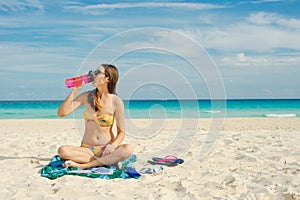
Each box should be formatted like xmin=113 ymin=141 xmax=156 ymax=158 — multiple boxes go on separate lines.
xmin=0 ymin=0 xmax=300 ymax=100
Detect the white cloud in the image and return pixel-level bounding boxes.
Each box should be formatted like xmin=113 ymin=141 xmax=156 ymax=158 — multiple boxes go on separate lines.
xmin=222 ymin=52 xmax=300 ymax=67
xmin=87 ymin=2 xmax=227 ymax=10
xmin=0 ymin=0 xmax=43 ymax=13
xmin=197 ymin=14 xmax=217 ymax=25
xmin=279 ymin=17 xmax=300 ymax=29
xmin=248 ymin=11 xmax=300 ymax=29
xmin=65 ymin=2 xmax=228 ymax=14
xmin=184 ymin=11 xmax=300 ymax=54
xmin=247 ymin=12 xmax=278 ymax=25
xmin=251 ymin=0 xmax=283 ymax=4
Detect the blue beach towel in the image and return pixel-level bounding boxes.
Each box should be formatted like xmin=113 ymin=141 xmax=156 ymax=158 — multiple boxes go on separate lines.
xmin=41 ymin=155 xmax=141 ymax=180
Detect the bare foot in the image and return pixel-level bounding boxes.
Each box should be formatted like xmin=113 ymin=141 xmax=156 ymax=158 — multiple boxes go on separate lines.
xmin=63 ymin=160 xmax=78 ymax=168
xmin=117 ymin=162 xmax=122 ymax=170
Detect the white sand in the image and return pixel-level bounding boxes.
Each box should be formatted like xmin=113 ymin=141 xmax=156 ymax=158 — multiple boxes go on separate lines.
xmin=0 ymin=118 xmax=300 ymax=199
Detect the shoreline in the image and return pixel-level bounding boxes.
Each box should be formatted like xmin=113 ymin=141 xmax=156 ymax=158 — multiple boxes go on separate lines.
xmin=1 ymin=118 xmax=299 ymax=199
xmin=1 ymin=117 xmax=300 ymax=130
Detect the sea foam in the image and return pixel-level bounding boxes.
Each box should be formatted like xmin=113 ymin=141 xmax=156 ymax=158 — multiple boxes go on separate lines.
xmin=204 ymin=110 xmax=222 ymax=113
xmin=265 ymin=113 xmax=296 ymax=118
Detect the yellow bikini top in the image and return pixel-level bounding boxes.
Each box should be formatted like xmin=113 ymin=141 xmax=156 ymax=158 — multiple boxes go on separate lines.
xmin=84 ymin=110 xmax=114 ymax=126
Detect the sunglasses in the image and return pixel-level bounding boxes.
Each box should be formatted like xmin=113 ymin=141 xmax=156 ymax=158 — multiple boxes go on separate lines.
xmin=92 ymin=69 xmax=105 ymax=76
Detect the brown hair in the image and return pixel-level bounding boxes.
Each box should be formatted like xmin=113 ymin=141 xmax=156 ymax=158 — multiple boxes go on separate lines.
xmin=88 ymin=64 xmax=119 ymax=112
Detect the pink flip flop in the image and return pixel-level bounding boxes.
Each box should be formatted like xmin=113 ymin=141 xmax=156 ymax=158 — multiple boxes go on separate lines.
xmin=148 ymin=155 xmax=184 ymax=166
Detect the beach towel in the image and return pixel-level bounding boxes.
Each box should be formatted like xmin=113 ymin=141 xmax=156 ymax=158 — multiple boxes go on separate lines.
xmin=41 ymin=155 xmax=141 ymax=180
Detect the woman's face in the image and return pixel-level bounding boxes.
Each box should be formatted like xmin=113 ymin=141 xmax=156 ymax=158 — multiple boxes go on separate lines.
xmin=92 ymin=66 xmax=108 ymax=87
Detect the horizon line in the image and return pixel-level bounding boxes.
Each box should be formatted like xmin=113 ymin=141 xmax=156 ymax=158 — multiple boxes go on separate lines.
xmin=1 ymin=98 xmax=300 ymax=102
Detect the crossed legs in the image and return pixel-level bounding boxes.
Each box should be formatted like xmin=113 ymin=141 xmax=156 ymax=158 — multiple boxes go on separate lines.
xmin=58 ymin=144 xmax=134 ymax=169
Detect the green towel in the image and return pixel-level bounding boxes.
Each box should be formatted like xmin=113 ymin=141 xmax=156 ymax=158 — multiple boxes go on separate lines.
xmin=41 ymin=155 xmax=140 ymax=180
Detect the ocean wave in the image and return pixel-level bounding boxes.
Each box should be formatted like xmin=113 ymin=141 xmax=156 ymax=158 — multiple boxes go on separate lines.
xmin=203 ymin=110 xmax=222 ymax=114
xmin=265 ymin=113 xmax=296 ymax=118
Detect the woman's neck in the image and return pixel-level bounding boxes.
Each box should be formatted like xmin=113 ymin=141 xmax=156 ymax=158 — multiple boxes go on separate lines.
xmin=96 ymin=86 xmax=109 ymax=98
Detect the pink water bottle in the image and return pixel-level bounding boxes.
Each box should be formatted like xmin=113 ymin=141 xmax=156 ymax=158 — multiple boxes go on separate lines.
xmin=65 ymin=70 xmax=94 ymax=88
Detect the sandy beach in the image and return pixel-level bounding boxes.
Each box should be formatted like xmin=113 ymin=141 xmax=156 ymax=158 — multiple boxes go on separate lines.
xmin=0 ymin=118 xmax=299 ymax=199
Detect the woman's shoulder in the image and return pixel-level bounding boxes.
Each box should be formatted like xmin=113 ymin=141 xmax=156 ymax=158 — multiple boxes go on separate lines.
xmin=111 ymin=94 xmax=124 ymax=106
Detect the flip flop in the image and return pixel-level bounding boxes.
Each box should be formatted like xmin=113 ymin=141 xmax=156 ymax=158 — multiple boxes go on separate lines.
xmin=148 ymin=160 xmax=179 ymax=167
xmin=148 ymin=155 xmax=184 ymax=167
xmin=152 ymin=155 xmax=184 ymax=165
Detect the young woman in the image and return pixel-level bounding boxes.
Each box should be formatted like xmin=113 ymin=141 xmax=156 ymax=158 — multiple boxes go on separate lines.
xmin=57 ymin=64 xmax=133 ymax=169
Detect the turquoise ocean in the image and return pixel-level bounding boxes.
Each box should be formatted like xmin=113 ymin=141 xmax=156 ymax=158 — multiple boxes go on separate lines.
xmin=0 ymin=99 xmax=299 ymax=119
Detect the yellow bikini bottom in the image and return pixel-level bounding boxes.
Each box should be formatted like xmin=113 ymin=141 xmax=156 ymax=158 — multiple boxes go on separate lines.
xmin=81 ymin=143 xmax=107 ymax=157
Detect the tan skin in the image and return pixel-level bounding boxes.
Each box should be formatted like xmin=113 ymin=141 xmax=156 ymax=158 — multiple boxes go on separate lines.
xmin=57 ymin=66 xmax=133 ymax=169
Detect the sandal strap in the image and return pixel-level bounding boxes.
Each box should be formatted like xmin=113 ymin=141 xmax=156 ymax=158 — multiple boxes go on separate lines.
xmin=157 ymin=155 xmax=180 ymax=163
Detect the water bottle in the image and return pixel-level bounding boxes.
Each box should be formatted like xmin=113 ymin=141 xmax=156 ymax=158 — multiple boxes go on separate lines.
xmin=65 ymin=70 xmax=94 ymax=88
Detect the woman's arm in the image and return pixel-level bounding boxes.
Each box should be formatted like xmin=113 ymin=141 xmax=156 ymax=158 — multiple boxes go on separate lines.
xmin=57 ymin=85 xmax=87 ymax=117
xmin=102 ymin=95 xmax=125 ymax=155
xmin=111 ymin=96 xmax=125 ymax=147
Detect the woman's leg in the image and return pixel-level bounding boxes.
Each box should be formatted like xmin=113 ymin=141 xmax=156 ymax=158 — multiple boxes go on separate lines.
xmin=57 ymin=145 xmax=95 ymax=163
xmin=70 ymin=144 xmax=134 ymax=169
xmin=99 ymin=144 xmax=134 ymax=166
